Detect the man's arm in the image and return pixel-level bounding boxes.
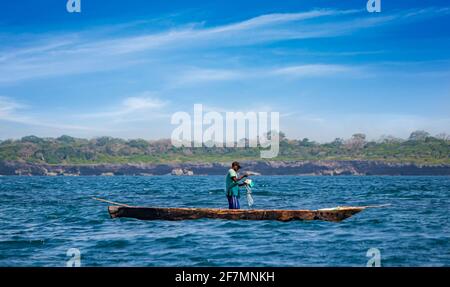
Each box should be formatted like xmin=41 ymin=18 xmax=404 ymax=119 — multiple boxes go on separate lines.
xmin=238 ymin=174 xmax=248 ymax=181
xmin=231 ymin=173 xmax=248 ymax=185
xmin=231 ymin=177 xmax=246 ymax=187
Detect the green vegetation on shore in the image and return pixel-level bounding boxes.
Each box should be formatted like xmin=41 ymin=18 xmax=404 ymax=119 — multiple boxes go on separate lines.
xmin=0 ymin=131 xmax=449 ymax=165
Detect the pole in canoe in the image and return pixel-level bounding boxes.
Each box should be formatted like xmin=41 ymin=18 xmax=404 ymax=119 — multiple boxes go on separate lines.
xmin=91 ymin=197 xmax=132 ymax=207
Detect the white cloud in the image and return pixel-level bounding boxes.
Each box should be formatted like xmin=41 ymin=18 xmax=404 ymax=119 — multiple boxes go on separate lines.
xmin=0 ymin=8 xmax=448 ymax=140
xmin=172 ymin=64 xmax=362 ymax=85
xmin=123 ymin=96 xmax=165 ymax=111
xmin=0 ymin=96 xmax=102 ymax=132
xmin=273 ymin=64 xmax=357 ymax=77
xmin=175 ymin=68 xmax=243 ymax=84
xmin=78 ymin=93 xmax=167 ymax=119
xmin=208 ymin=9 xmax=357 ymax=33
xmin=0 ymin=94 xmax=172 ymax=139
xmin=1 ymin=8 xmax=444 ymax=83
xmin=0 ymin=96 xmax=26 ymax=117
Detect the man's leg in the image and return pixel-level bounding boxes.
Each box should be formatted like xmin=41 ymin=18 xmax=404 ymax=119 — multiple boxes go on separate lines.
xmin=230 ymin=196 xmax=240 ymax=209
xmin=227 ymin=195 xmax=233 ymax=209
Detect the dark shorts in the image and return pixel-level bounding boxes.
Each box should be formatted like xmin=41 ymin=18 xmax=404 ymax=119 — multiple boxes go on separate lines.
xmin=227 ymin=195 xmax=240 ymax=209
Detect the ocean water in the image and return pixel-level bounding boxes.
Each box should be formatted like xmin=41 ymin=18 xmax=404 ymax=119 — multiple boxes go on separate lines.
xmin=0 ymin=175 xmax=449 ymax=267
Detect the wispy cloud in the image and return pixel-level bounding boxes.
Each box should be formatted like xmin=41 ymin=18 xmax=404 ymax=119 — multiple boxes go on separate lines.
xmin=175 ymin=68 xmax=243 ymax=84
xmin=173 ymin=64 xmax=363 ymax=85
xmin=77 ymin=92 xmax=167 ymax=120
xmin=0 ymin=93 xmax=170 ymax=138
xmin=1 ymin=6 xmax=448 ymax=140
xmin=0 ymin=96 xmax=26 ymax=117
xmin=206 ymin=9 xmax=358 ymax=33
xmin=271 ymin=48 xmax=387 ymax=57
xmin=272 ymin=64 xmax=357 ymax=77
xmin=0 ymin=96 xmax=101 ymax=131
xmin=1 ymin=8 xmax=446 ymax=84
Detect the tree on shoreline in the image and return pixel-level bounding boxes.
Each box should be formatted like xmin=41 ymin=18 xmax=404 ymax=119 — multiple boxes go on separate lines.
xmin=0 ymin=131 xmax=449 ymax=164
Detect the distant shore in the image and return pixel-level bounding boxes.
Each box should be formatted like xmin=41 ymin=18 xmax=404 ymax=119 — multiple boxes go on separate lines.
xmin=1 ymin=160 xmax=449 ymax=176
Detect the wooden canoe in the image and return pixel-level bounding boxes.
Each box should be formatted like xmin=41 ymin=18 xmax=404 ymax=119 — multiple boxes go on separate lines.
xmin=107 ymin=205 xmax=376 ymax=222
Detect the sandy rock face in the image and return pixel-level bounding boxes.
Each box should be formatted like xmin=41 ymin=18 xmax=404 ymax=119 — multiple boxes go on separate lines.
xmin=0 ymin=160 xmax=449 ymax=176
xmin=171 ymin=168 xmax=194 ymax=176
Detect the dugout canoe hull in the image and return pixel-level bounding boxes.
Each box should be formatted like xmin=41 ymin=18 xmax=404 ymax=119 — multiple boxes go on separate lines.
xmin=107 ymin=205 xmax=366 ymax=222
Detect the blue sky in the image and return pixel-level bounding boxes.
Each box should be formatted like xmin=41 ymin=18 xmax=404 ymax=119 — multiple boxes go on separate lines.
xmin=0 ymin=0 xmax=449 ymax=141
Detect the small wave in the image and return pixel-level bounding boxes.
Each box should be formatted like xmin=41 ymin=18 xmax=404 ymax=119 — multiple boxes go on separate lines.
xmin=94 ymin=239 xmax=131 ymax=249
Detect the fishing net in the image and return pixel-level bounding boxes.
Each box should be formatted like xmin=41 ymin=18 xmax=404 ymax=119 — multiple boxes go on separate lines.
xmin=244 ymin=179 xmax=255 ymax=208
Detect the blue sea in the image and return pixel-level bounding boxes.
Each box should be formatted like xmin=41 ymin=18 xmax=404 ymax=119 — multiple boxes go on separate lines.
xmin=0 ymin=176 xmax=449 ymax=266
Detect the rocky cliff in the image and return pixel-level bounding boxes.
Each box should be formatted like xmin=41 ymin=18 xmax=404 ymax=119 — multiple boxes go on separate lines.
xmin=1 ymin=160 xmax=449 ymax=176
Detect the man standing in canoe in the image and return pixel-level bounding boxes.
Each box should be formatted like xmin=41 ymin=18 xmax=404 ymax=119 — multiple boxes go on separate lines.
xmin=225 ymin=161 xmax=248 ymax=209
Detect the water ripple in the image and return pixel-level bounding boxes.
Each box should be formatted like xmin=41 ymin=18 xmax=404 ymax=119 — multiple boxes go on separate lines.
xmin=0 ymin=175 xmax=449 ymax=266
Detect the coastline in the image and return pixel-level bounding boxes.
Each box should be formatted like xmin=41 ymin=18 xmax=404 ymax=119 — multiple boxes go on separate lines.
xmin=1 ymin=160 xmax=449 ymax=176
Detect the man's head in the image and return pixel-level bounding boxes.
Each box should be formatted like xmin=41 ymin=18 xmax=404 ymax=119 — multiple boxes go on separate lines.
xmin=231 ymin=161 xmax=241 ymax=171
